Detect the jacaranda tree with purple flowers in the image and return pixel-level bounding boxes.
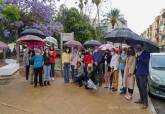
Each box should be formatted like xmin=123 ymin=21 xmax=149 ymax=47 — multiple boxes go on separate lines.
xmin=2 ymin=0 xmax=63 ymax=38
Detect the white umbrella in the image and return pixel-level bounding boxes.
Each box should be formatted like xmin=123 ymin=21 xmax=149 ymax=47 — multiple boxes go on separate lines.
xmin=44 ymin=36 xmax=58 ymax=48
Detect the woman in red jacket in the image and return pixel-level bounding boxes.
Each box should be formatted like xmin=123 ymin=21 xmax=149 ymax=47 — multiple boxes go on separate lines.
xmin=50 ymin=46 xmax=56 ymax=80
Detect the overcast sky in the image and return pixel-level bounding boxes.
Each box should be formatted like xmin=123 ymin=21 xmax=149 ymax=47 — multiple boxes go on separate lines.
xmin=57 ymin=0 xmax=165 ymax=34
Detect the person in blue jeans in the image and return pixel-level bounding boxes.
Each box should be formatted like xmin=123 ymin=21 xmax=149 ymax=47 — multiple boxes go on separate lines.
xmin=119 ymin=48 xmax=127 ymax=94
xmin=62 ymin=48 xmax=71 ymax=83
xmin=32 ymin=48 xmax=44 ymax=87
xmin=71 ymin=48 xmax=79 ymax=82
xmin=93 ymin=49 xmax=104 ymax=86
xmin=43 ymin=48 xmax=51 ymax=86
xmin=134 ymin=44 xmax=150 ymax=109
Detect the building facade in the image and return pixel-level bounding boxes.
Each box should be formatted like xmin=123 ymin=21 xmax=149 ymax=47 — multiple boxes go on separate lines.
xmin=141 ymin=9 xmax=165 ymax=47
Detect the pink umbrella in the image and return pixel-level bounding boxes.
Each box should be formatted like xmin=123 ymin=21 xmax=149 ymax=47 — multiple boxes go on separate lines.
xmin=0 ymin=41 xmax=8 ymax=49
xmin=98 ymin=44 xmax=113 ymax=51
xmin=17 ymin=35 xmax=46 ymax=48
xmin=64 ymin=40 xmax=82 ymax=48
xmin=26 ymin=42 xmax=46 ymax=49
xmin=17 ymin=35 xmax=44 ymax=44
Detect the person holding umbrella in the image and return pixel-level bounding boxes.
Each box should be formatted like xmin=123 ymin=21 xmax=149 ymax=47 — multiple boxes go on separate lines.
xmin=71 ymin=48 xmax=79 ymax=82
xmin=134 ymin=44 xmax=150 ymax=109
xmin=50 ymin=46 xmax=56 ymax=80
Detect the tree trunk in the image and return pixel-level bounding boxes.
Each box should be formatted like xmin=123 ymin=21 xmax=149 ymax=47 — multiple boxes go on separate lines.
xmin=3 ymin=48 xmax=6 ymax=62
xmin=15 ymin=30 xmax=20 ymax=63
xmin=97 ymin=6 xmax=100 ymax=27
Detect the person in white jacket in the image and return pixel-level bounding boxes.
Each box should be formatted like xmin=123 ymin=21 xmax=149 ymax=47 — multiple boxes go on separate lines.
xmin=110 ymin=48 xmax=119 ymax=91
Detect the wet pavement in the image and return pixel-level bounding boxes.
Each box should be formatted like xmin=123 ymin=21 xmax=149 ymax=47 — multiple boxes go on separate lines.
xmin=0 ymin=72 xmax=153 ymax=114
xmin=151 ymin=96 xmax=165 ymax=114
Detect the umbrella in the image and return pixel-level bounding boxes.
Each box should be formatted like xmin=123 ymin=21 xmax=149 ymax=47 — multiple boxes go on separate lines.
xmin=139 ymin=37 xmax=160 ymax=52
xmin=104 ymin=28 xmax=142 ymax=44
xmin=64 ymin=40 xmax=82 ymax=48
xmin=44 ymin=36 xmax=58 ymax=47
xmin=19 ymin=28 xmax=46 ymax=39
xmin=0 ymin=41 xmax=8 ymax=49
xmin=25 ymin=42 xmax=46 ymax=49
xmin=98 ymin=44 xmax=113 ymax=51
xmin=84 ymin=40 xmax=102 ymax=47
xmin=17 ymin=35 xmax=46 ymax=48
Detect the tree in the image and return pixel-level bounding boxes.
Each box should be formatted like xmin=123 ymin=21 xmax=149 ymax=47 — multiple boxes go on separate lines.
xmin=92 ymin=0 xmax=101 ymax=27
xmin=105 ymin=8 xmax=126 ymax=29
xmin=56 ymin=7 xmax=96 ymax=43
xmin=2 ymin=4 xmax=20 ymax=21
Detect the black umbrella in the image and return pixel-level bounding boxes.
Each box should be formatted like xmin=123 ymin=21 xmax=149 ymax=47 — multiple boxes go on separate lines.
xmin=84 ymin=40 xmax=102 ymax=47
xmin=19 ymin=28 xmax=46 ymax=39
xmin=105 ymin=28 xmax=160 ymax=52
xmin=140 ymin=37 xmax=160 ymax=53
xmin=104 ymin=28 xmax=141 ymax=44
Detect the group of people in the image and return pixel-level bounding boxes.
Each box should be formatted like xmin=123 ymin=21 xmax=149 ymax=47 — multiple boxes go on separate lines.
xmin=23 ymin=46 xmax=56 ymax=87
xmin=23 ymin=43 xmax=150 ymax=109
xmin=62 ymin=43 xmax=150 ymax=109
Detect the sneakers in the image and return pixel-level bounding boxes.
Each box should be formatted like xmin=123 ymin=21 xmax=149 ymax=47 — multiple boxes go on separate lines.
xmin=51 ymin=77 xmax=55 ymax=81
xmin=124 ymin=94 xmax=132 ymax=100
xmin=120 ymin=87 xmax=127 ymax=95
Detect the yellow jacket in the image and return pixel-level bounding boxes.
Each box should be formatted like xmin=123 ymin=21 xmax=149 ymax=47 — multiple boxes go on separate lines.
xmin=62 ymin=52 xmax=71 ymax=64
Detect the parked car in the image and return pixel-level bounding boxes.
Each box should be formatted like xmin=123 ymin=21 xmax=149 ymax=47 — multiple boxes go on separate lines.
xmin=148 ymin=53 xmax=165 ymax=98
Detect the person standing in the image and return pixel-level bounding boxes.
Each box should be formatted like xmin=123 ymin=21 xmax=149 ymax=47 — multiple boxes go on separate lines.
xmin=104 ymin=49 xmax=112 ymax=88
xmin=29 ymin=49 xmax=35 ymax=84
xmin=32 ymin=48 xmax=44 ymax=87
xmin=23 ymin=47 xmax=30 ymax=80
xmin=83 ymin=50 xmax=94 ymax=80
xmin=62 ymin=48 xmax=71 ymax=83
xmin=124 ymin=47 xmax=136 ymax=100
xmin=134 ymin=44 xmax=150 ymax=109
xmin=119 ymin=48 xmax=127 ymax=94
xmin=43 ymin=48 xmax=51 ymax=86
xmin=110 ymin=48 xmax=119 ymax=91
xmin=71 ymin=48 xmax=79 ymax=82
xmin=50 ymin=46 xmax=56 ymax=80
xmin=93 ymin=49 xmax=104 ymax=85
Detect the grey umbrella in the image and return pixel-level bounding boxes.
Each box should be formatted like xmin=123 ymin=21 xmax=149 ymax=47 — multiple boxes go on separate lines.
xmin=84 ymin=40 xmax=102 ymax=47
xmin=19 ymin=28 xmax=46 ymax=39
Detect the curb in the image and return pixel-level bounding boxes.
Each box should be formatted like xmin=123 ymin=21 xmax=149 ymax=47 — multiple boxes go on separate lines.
xmin=148 ymin=97 xmax=157 ymax=114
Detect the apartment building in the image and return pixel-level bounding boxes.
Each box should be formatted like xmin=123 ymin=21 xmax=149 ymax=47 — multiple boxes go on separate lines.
xmin=141 ymin=9 xmax=165 ymax=47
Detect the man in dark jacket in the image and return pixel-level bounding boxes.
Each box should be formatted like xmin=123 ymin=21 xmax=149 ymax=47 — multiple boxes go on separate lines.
xmin=93 ymin=49 xmax=104 ymax=86
xmin=135 ymin=44 xmax=150 ymax=109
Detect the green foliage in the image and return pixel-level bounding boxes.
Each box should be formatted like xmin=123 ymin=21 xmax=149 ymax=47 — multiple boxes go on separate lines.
xmin=56 ymin=7 xmax=97 ymax=43
xmin=0 ymin=0 xmax=3 ymax=4
xmin=106 ymin=8 xmax=126 ymax=29
xmin=2 ymin=4 xmax=20 ymax=21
